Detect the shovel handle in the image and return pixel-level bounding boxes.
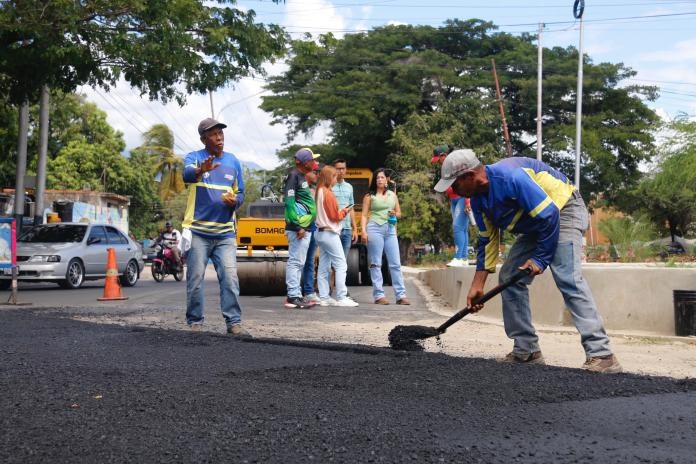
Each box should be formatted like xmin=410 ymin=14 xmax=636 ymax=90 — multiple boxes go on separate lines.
xmin=436 ymin=267 xmax=532 ymax=334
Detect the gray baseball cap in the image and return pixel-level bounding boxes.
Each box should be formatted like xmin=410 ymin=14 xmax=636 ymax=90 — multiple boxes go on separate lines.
xmin=197 ymin=117 xmax=227 ymax=136
xmin=433 ymin=149 xmax=481 ymax=192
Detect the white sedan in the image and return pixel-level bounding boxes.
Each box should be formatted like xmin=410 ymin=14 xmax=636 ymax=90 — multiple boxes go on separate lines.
xmin=0 ymin=223 xmax=144 ymax=289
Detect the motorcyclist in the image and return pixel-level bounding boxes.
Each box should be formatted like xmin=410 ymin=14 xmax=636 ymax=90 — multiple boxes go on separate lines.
xmin=159 ymin=221 xmax=183 ymax=271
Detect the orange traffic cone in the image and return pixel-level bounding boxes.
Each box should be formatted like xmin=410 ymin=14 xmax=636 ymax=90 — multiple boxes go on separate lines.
xmin=98 ymin=247 xmax=128 ymax=301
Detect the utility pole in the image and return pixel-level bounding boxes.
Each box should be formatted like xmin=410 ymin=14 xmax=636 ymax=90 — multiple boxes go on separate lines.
xmin=209 ymin=91 xmax=215 ymax=118
xmin=536 ymin=23 xmax=544 ymax=161
xmin=34 ymin=86 xmax=50 ymax=226
xmin=14 ymin=103 xmax=29 ymax=231
xmin=491 ymin=59 xmax=513 ymax=157
xmin=573 ymin=0 xmax=585 ymax=190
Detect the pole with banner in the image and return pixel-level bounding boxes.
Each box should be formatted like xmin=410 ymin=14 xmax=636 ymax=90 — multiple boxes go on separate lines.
xmin=1 ymin=218 xmax=30 ymax=306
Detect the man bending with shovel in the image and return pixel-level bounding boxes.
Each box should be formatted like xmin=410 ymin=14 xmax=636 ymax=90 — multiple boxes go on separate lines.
xmin=434 ymin=149 xmax=621 ymax=373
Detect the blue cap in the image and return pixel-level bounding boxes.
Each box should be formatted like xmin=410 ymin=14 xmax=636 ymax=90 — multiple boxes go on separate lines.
xmin=295 ymin=148 xmax=321 ymax=163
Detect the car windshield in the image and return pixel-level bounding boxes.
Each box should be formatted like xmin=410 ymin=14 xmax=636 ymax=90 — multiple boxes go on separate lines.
xmin=19 ymin=224 xmax=87 ymax=243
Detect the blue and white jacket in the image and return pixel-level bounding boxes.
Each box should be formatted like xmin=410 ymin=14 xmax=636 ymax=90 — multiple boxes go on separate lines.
xmin=472 ymin=157 xmax=576 ymax=273
xmin=182 ymin=149 xmax=245 ymax=239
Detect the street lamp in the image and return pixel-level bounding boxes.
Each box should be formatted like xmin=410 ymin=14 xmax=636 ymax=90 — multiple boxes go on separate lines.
xmin=573 ymin=0 xmax=585 ymax=190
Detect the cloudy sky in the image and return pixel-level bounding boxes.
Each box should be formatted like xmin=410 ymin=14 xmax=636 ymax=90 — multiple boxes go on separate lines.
xmin=82 ymin=0 xmax=696 ymax=169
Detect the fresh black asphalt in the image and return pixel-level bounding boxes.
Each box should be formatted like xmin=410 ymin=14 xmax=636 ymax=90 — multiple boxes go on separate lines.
xmin=1 ymin=308 xmax=695 ymax=463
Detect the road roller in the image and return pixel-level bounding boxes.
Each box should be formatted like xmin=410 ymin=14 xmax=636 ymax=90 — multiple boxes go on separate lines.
xmin=235 ymin=186 xmax=289 ymax=295
xmin=236 ymin=169 xmax=385 ymax=295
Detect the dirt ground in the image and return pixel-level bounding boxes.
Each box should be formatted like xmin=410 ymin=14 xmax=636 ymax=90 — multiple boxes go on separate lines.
xmin=76 ymin=269 xmax=696 ymax=380
xmin=245 ymin=276 xmax=696 ymax=379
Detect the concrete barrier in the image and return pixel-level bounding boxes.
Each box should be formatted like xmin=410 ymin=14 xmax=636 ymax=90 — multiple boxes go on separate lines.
xmin=418 ymin=264 xmax=696 ymax=336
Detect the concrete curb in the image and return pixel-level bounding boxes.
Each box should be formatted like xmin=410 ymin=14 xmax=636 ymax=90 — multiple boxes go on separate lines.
xmin=404 ymin=266 xmax=696 ymax=344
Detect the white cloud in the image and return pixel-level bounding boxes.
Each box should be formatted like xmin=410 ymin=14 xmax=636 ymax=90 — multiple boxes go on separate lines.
xmin=639 ymin=38 xmax=696 ymax=62
xmin=283 ymin=0 xmax=347 ymax=38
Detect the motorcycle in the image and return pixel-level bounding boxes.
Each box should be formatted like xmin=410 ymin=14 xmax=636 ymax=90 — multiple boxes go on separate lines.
xmin=151 ymin=240 xmax=185 ymax=282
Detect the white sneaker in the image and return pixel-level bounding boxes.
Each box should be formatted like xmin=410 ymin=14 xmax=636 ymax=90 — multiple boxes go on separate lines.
xmin=305 ymin=292 xmax=319 ymax=304
xmin=334 ymin=298 xmax=359 ymax=307
xmin=447 ymin=258 xmax=468 ymax=267
xmin=319 ymin=297 xmax=337 ymax=307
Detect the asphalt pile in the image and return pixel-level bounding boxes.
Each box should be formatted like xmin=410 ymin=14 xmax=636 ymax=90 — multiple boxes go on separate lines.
xmin=1 ymin=309 xmax=695 ymax=463
xmin=388 ymin=324 xmax=441 ymax=351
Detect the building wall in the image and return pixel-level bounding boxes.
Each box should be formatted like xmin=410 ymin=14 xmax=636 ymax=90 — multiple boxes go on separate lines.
xmin=44 ymin=190 xmax=130 ymax=234
xmin=585 ymin=206 xmax=623 ymax=246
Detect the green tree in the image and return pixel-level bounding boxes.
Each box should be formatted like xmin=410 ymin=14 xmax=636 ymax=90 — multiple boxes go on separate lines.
xmin=0 ymin=91 xmax=121 ymax=188
xmin=125 ymin=149 xmax=162 ymax=239
xmin=0 ymin=0 xmax=286 ymax=105
xmin=42 ymin=101 xmax=165 ymax=237
xmin=388 ymin=103 xmax=503 ymax=255
xmin=262 ymin=22 xmax=492 ymax=169
xmin=504 ymin=45 xmax=659 ymax=203
xmin=261 ymin=21 xmax=659 ymax=204
xmin=47 ymin=138 xmax=130 ymax=192
xmin=128 ymin=124 xmax=191 ymax=235
xmin=597 ymin=214 xmax=656 ymax=262
xmin=0 ymin=100 xmax=19 ymax=188
xmin=132 ymin=124 xmax=185 ymax=202
xmin=626 ymin=118 xmax=696 ymax=240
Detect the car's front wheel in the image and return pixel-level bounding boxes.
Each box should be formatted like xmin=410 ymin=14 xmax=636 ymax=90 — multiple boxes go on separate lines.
xmin=59 ymin=259 xmax=85 ymax=289
xmin=0 ymin=280 xmax=11 ymax=291
xmin=119 ymin=259 xmax=140 ymax=287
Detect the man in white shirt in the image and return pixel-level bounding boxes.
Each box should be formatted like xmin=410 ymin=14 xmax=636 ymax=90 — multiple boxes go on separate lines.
xmin=331 ymin=159 xmax=358 ymax=258
xmin=160 ymin=221 xmax=183 ymax=270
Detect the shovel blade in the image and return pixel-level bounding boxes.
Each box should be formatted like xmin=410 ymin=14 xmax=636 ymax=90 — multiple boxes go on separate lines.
xmin=388 ymin=325 xmax=440 ymax=351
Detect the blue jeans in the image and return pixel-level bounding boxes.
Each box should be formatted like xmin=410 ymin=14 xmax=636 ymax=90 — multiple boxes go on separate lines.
xmin=286 ymin=230 xmax=311 ymax=298
xmin=316 ymin=230 xmax=348 ymax=300
xmin=366 ymin=222 xmax=406 ymax=301
xmin=186 ymin=233 xmax=242 ymax=327
xmin=499 ymin=193 xmax=612 ymax=357
xmin=450 ymin=197 xmax=470 ymax=259
xmin=340 ymin=228 xmax=352 ymax=258
xmin=302 ymin=230 xmax=317 ymax=295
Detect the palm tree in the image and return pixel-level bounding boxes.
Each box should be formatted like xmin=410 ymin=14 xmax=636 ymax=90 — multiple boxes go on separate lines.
xmin=139 ymin=124 xmax=185 ymax=201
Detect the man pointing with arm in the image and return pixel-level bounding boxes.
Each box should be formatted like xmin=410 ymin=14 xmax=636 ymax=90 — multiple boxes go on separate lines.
xmin=434 ymin=149 xmax=621 ymax=373
xmin=182 ymin=118 xmax=247 ymax=337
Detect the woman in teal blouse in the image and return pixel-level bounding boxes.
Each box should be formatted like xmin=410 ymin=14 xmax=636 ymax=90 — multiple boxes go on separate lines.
xmin=360 ymin=169 xmax=409 ymax=305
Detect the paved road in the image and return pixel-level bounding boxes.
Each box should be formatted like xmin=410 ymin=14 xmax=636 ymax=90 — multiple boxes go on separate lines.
xmin=1 ymin=266 xmax=435 ymax=334
xmin=2 ymin=269 xmax=696 ymax=463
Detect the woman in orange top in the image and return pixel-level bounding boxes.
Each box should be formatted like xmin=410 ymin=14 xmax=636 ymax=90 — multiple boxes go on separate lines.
xmin=314 ymin=166 xmax=359 ymax=307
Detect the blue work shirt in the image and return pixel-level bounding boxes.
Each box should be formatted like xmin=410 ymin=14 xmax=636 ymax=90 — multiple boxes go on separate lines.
xmin=471 ymin=157 xmax=575 ymax=273
xmin=182 ymin=149 xmax=245 ymax=239
xmin=332 ymin=180 xmax=354 ymax=230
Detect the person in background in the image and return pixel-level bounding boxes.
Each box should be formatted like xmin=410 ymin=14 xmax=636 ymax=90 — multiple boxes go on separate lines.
xmin=302 ymin=162 xmax=321 ymax=304
xmin=360 ymin=168 xmax=409 ymax=305
xmin=182 ymin=118 xmax=248 ymax=337
xmin=434 ymin=149 xmax=621 ymax=373
xmin=283 ymin=147 xmax=320 ymax=309
xmin=332 ymin=159 xmax=358 ymax=258
xmin=159 ymin=220 xmax=183 ymax=270
xmin=432 ymin=145 xmax=471 ymax=267
xmin=314 ymin=165 xmax=359 ymax=307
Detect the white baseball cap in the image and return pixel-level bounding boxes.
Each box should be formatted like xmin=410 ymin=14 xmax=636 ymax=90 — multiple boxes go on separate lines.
xmin=433 ymin=149 xmax=481 ymax=192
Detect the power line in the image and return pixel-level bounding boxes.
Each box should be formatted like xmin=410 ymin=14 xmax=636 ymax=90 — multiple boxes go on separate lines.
xmin=107 ymin=88 xmax=197 ymax=154
xmin=627 ymin=78 xmax=696 ymax=88
xmin=159 ymin=102 xmax=200 ymax=153
xmin=249 ymin=0 xmax=696 ymax=16
xmin=91 ymin=88 xmax=152 ymax=140
xmin=244 ymin=99 xmax=276 ymax=155
xmin=275 ymin=10 xmax=696 ymax=34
